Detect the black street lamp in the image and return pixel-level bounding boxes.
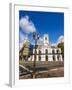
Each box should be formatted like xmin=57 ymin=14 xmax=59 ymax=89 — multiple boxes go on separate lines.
xmin=32 ymin=32 xmax=39 ymax=78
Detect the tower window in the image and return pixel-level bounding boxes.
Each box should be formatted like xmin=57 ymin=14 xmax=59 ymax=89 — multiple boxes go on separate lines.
xmin=45 ymin=37 xmax=47 ymax=40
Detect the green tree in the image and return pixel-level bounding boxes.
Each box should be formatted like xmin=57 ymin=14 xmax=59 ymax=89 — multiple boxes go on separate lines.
xmin=57 ymin=42 xmax=64 ymax=60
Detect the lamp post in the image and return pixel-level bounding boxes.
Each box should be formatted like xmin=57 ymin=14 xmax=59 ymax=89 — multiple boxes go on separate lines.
xmin=32 ymin=32 xmax=39 ymax=78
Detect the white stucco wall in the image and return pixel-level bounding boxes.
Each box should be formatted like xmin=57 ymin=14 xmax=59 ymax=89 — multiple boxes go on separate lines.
xmin=28 ymin=47 xmax=63 ymax=61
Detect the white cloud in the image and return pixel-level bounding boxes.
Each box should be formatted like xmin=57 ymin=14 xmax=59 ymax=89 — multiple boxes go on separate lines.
xmin=19 ymin=15 xmax=36 ymax=34
xmin=19 ymin=32 xmax=25 ymax=43
xmin=57 ymin=35 xmax=64 ymax=44
xmin=51 ymin=35 xmax=64 ymax=46
xmin=19 ymin=35 xmax=29 ymax=50
xmin=51 ymin=43 xmax=57 ymax=47
xmin=19 ymin=42 xmax=23 ymax=50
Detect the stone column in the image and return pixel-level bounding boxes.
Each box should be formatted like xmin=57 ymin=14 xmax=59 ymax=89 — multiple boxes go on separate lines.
xmin=36 ymin=55 xmax=38 ymax=61
xmin=60 ymin=55 xmax=63 ymax=61
xmin=32 ymin=55 xmax=34 ymax=61
xmin=55 ymin=55 xmax=58 ymax=61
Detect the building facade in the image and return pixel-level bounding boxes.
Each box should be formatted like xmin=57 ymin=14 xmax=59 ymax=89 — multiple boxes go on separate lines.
xmin=28 ymin=34 xmax=63 ymax=61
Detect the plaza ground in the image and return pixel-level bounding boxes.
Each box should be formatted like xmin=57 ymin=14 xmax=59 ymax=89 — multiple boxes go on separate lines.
xmin=19 ymin=61 xmax=64 ymax=79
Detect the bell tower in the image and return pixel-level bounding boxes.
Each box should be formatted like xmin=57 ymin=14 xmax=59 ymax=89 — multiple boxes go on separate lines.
xmin=43 ymin=34 xmax=49 ymax=46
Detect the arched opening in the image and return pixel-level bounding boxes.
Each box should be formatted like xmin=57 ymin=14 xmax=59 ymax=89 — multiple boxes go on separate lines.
xmin=52 ymin=49 xmax=55 ymax=54
xmin=35 ymin=50 xmax=37 ymax=54
xmin=39 ymin=50 xmax=41 ymax=55
xmin=45 ymin=55 xmax=48 ymax=61
xmin=45 ymin=49 xmax=48 ymax=54
xmin=45 ymin=37 xmax=47 ymax=40
xmin=57 ymin=49 xmax=59 ymax=53
xmin=39 ymin=56 xmax=41 ymax=61
xmin=57 ymin=55 xmax=60 ymax=61
xmin=38 ymin=50 xmax=41 ymax=61
xmin=53 ymin=55 xmax=55 ymax=61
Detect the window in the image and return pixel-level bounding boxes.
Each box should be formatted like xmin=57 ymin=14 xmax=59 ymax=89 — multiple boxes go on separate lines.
xmin=57 ymin=49 xmax=59 ymax=53
xmin=39 ymin=56 xmax=41 ymax=61
xmin=53 ymin=55 xmax=55 ymax=61
xmin=57 ymin=55 xmax=60 ymax=61
xmin=34 ymin=50 xmax=37 ymax=54
xmin=45 ymin=37 xmax=47 ymax=40
xmin=45 ymin=49 xmax=48 ymax=54
xmin=45 ymin=55 xmax=48 ymax=61
xmin=39 ymin=50 xmax=41 ymax=55
xmin=39 ymin=50 xmax=41 ymax=61
xmin=52 ymin=49 xmax=55 ymax=54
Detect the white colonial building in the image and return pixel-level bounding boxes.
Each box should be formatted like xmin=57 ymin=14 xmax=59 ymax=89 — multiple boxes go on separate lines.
xmin=28 ymin=34 xmax=63 ymax=61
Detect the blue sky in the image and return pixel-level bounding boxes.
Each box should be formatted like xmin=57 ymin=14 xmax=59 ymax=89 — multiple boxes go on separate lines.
xmin=19 ymin=10 xmax=64 ymax=45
